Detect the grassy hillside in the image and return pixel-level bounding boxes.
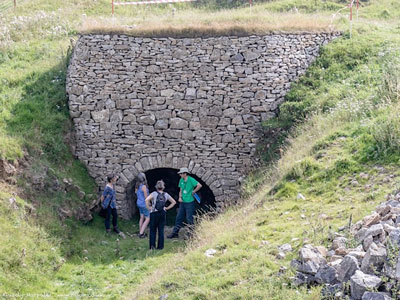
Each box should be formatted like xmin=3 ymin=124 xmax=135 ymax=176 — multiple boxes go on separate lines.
xmin=1 ymin=0 xmax=400 ymax=299
xmin=132 ymin=20 xmax=400 ymax=299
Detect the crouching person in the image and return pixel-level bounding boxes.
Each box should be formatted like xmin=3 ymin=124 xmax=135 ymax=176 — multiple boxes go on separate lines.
xmin=145 ymin=180 xmax=176 ymax=250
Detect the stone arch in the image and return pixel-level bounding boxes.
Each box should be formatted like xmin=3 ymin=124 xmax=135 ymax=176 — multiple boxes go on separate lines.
xmin=116 ymin=155 xmax=223 ymax=219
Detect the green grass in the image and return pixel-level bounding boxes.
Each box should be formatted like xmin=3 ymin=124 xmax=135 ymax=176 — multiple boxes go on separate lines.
xmin=0 ymin=189 xmax=185 ymax=298
xmin=1 ymin=0 xmax=400 ymax=299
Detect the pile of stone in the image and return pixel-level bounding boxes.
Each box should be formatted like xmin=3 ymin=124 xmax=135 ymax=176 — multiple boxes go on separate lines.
xmin=292 ymin=191 xmax=400 ymax=299
xmin=0 ymin=159 xmax=18 ymax=184
xmin=57 ymin=178 xmax=100 ymax=222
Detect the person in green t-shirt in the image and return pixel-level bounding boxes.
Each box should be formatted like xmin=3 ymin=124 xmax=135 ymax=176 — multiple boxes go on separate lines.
xmin=167 ymin=167 xmax=202 ymax=239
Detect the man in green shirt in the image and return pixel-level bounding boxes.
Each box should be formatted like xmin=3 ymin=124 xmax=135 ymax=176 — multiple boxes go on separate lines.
xmin=167 ymin=167 xmax=202 ymax=238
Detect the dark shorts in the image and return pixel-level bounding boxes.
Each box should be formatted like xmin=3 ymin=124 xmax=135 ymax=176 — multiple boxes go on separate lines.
xmin=138 ymin=206 xmax=150 ymax=217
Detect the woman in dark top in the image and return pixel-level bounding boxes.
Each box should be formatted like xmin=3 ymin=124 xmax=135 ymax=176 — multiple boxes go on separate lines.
xmin=100 ymin=175 xmax=120 ymax=233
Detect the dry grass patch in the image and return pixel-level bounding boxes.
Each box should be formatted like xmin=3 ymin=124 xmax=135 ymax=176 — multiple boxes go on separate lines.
xmin=80 ymin=10 xmax=335 ymax=37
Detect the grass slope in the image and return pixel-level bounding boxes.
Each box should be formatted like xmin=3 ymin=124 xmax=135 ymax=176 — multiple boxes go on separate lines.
xmin=130 ymin=5 xmax=400 ymax=299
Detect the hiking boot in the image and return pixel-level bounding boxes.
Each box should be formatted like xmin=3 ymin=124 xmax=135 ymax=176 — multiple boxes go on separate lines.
xmin=113 ymin=227 xmax=120 ymax=234
xmin=167 ymin=233 xmax=178 ymax=239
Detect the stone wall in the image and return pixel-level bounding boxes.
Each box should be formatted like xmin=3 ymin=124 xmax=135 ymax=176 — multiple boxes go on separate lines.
xmin=67 ymin=32 xmax=339 ymax=219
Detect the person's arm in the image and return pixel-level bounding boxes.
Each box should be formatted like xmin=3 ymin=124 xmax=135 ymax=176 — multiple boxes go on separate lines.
xmin=142 ymin=185 xmax=148 ymax=199
xmin=100 ymin=186 xmax=108 ymax=206
xmin=178 ymin=188 xmax=183 ymax=202
xmin=192 ymin=182 xmax=202 ymax=195
xmin=145 ymin=193 xmax=153 ymax=211
xmin=165 ymin=195 xmax=176 ymax=211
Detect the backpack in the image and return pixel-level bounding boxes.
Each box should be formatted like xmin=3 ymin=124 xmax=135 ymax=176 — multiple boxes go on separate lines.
xmin=154 ymin=192 xmax=166 ymax=212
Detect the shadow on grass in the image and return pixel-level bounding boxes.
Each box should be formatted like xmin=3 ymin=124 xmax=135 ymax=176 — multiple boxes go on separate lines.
xmin=62 ymin=215 xmax=184 ymax=266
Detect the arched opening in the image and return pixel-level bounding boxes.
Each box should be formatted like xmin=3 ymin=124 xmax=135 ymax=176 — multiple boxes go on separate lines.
xmin=126 ymin=168 xmax=216 ymax=225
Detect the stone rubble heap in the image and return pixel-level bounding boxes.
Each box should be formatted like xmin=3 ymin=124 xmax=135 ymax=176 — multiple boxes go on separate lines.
xmin=292 ymin=191 xmax=400 ymax=299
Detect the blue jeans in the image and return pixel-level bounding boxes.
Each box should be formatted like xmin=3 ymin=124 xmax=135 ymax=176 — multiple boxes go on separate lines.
xmin=149 ymin=210 xmax=166 ymax=249
xmin=105 ymin=207 xmax=118 ymax=230
xmin=172 ymin=201 xmax=195 ymax=234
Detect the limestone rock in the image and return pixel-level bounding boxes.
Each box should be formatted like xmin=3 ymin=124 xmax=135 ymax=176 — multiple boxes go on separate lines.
xmin=361 ymin=292 xmax=392 ymax=300
xmin=361 ymin=242 xmax=386 ymax=274
xmin=315 ymin=265 xmax=338 ymax=284
xmin=350 ymin=270 xmax=381 ymax=300
xmin=336 ymin=255 xmax=360 ymax=283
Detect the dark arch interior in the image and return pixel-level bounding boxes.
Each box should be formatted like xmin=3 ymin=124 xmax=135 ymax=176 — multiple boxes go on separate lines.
xmin=127 ymin=168 xmax=216 ymax=226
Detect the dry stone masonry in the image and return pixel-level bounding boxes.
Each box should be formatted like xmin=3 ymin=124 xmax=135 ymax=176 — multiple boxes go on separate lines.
xmin=67 ymin=32 xmax=339 ymax=219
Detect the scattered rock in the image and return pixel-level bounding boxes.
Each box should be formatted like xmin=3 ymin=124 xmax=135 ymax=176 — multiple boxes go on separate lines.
xmin=363 ymin=212 xmax=381 ymax=227
xmin=361 ymin=292 xmax=392 ymax=300
xmin=336 ymin=255 xmax=360 ymax=282
xmin=297 ymin=193 xmax=306 ymax=200
xmin=332 ymin=237 xmax=347 ymax=250
xmin=278 ymin=243 xmax=292 ymax=253
xmin=315 ymin=265 xmax=338 ymax=284
xmin=298 ymin=260 xmax=320 ymax=275
xmin=276 ymin=252 xmax=286 ymax=259
xmin=292 ymin=272 xmax=316 ymax=287
xmin=334 ymin=247 xmax=348 ymax=256
xmin=350 ymin=270 xmax=381 ymax=300
xmin=204 ymin=248 xmax=217 ymax=257
xmin=299 ymin=244 xmax=326 ymax=265
xmin=361 ymin=242 xmax=386 ymax=274
xmin=292 ymin=190 xmax=400 ymax=299
xmin=9 ymin=197 xmax=18 ymax=210
xmin=315 ymin=246 xmax=327 ymax=257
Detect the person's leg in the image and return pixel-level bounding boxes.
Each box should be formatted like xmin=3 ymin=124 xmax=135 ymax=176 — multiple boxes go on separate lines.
xmin=112 ymin=208 xmax=119 ymax=232
xmin=149 ymin=213 xmax=156 ymax=249
xmin=157 ymin=212 xmax=166 ymax=250
xmin=141 ymin=216 xmax=150 ymax=235
xmin=185 ymin=201 xmax=195 ymax=226
xmin=139 ymin=214 xmax=144 ymax=233
xmin=105 ymin=206 xmax=112 ymax=231
xmin=171 ymin=203 xmax=186 ymax=235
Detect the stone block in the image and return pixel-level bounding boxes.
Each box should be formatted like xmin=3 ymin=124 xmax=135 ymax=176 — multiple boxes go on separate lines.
xmin=138 ymin=114 xmax=156 ymax=125
xmin=170 ymin=118 xmax=189 ymax=129
xmin=350 ymin=271 xmax=381 ymax=300
xmin=337 ymin=255 xmax=360 ymax=283
xmin=185 ymin=88 xmax=197 ymax=99
xmin=361 ymin=243 xmax=386 ymax=274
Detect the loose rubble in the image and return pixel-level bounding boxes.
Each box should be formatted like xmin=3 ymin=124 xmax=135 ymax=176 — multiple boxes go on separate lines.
xmin=291 ymin=190 xmax=400 ymax=299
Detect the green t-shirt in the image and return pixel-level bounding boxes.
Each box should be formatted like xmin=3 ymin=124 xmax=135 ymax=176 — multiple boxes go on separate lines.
xmin=179 ymin=176 xmax=199 ymax=203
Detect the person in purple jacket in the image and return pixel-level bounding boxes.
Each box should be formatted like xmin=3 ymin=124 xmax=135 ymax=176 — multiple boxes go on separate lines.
xmin=100 ymin=175 xmax=120 ymax=234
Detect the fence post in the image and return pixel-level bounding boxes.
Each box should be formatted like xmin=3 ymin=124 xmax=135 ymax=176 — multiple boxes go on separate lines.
xmin=14 ymin=0 xmax=16 ymax=9
xmin=112 ymin=0 xmax=114 ymax=16
xmin=349 ymin=0 xmax=353 ymax=38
